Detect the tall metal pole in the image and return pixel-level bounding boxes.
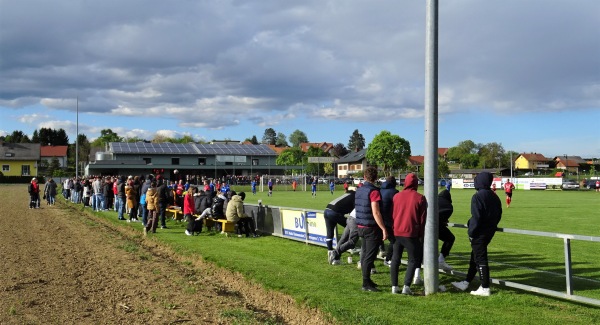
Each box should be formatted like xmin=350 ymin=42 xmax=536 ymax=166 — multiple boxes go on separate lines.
xmin=423 ymin=0 xmax=439 ymax=295
xmin=75 ymin=97 xmax=79 ymax=178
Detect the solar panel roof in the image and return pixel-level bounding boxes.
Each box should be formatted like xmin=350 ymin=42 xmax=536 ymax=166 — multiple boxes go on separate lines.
xmin=109 ymin=142 xmax=275 ymax=156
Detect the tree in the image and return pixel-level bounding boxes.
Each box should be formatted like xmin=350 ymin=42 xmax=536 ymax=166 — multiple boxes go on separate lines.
xmin=276 ymin=147 xmax=304 ymax=175
xmin=262 ymin=128 xmax=277 ymax=145
xmin=348 ymin=129 xmax=365 ymax=152
xmin=4 ymin=130 xmax=30 ymax=143
xmin=125 ymin=136 xmax=146 ymax=143
xmin=461 ymin=153 xmax=480 ymax=169
xmin=478 ymin=142 xmax=505 ymax=169
xmin=288 ymin=129 xmax=308 ymax=147
xmin=176 ymin=135 xmax=195 ymax=144
xmin=366 ymin=131 xmax=411 ymax=176
xmin=323 ymin=163 xmax=334 ymax=176
xmin=76 ymin=134 xmax=91 ymax=164
xmin=91 ymin=129 xmax=122 ymax=147
xmin=331 ymin=143 xmax=349 ymax=158
xmin=438 ymin=159 xmax=450 ymax=177
xmin=447 ymin=140 xmax=478 ymax=162
xmin=245 ymin=135 xmax=259 ymax=145
xmin=32 ymin=127 xmax=69 ymax=146
xmin=275 ymin=132 xmax=289 ymax=147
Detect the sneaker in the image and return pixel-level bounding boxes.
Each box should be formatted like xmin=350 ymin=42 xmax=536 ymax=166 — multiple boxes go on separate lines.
xmin=327 ymin=250 xmax=336 ymax=264
xmin=377 ymin=251 xmax=386 ymax=259
xmin=185 ymin=230 xmax=192 ymax=236
xmin=127 ymin=220 xmax=132 ymax=223
xmin=143 ymin=228 xmax=147 ymax=236
xmin=357 ymin=261 xmax=361 ymax=269
xmin=331 ymin=259 xmax=341 ymax=265
xmin=361 ymin=285 xmax=380 ymax=292
xmin=383 ymin=259 xmax=392 ymax=267
xmin=438 ymin=285 xmax=447 ymax=292
xmin=402 ymin=285 xmax=413 ymax=295
xmin=161 ymin=226 xmax=167 ymax=229
xmin=470 ymin=286 xmax=491 ymax=297
xmin=451 ymin=280 xmax=469 ymax=291
xmin=391 ymin=286 xmax=401 ymax=294
xmin=439 ymin=260 xmax=453 ymax=271
xmin=412 ymin=276 xmax=423 ymax=285
xmin=370 ymin=267 xmax=377 ymax=275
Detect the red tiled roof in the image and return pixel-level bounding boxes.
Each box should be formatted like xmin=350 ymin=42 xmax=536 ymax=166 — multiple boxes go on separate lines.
xmin=40 ymin=145 xmax=68 ymax=157
xmin=437 ymin=148 xmax=448 ymax=156
xmin=299 ymin=142 xmax=334 ymax=153
xmin=267 ymin=144 xmax=288 ymax=154
xmin=409 ymin=156 xmax=424 ymax=165
xmin=519 ymin=153 xmax=548 ymax=161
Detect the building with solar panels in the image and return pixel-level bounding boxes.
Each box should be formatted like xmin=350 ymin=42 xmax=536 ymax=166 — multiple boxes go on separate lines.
xmin=85 ymin=142 xmax=283 ymax=182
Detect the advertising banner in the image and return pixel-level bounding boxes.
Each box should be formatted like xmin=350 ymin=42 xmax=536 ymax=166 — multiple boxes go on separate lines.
xmin=280 ymin=209 xmax=331 ymax=247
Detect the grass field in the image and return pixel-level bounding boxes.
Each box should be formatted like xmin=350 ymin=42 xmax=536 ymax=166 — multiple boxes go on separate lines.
xmin=80 ymin=186 xmax=600 ymax=324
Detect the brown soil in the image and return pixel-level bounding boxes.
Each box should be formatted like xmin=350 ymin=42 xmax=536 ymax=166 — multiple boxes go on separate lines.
xmin=0 ymin=185 xmax=330 ymax=324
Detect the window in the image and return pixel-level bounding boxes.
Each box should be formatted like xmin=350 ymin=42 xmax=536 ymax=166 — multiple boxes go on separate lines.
xmin=2 ymin=165 xmax=9 ymax=171
xmin=252 ymin=159 xmax=259 ymax=166
xmin=21 ymin=165 xmax=30 ymax=176
xmin=143 ymin=157 xmax=152 ymax=164
xmin=225 ymin=161 xmax=233 ymax=166
xmin=171 ymin=157 xmax=180 ymax=165
xmin=198 ymin=157 xmax=206 ymax=165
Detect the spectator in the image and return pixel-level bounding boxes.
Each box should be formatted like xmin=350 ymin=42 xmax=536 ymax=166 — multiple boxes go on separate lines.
xmin=28 ymin=177 xmax=40 ymax=209
xmin=390 ymin=173 xmax=427 ymax=295
xmin=116 ymin=176 xmax=127 ymax=220
xmin=380 ymin=176 xmax=399 ymax=266
xmin=183 ymin=187 xmax=196 ymax=236
xmin=325 ymin=189 xmax=356 ymax=264
xmin=226 ymin=192 xmax=258 ymax=237
xmin=144 ymin=181 xmax=159 ymax=235
xmin=355 ymin=166 xmax=387 ymax=292
xmin=452 ymin=171 xmax=502 ymax=296
xmin=126 ymin=179 xmax=139 ymax=222
xmin=157 ymin=176 xmax=169 ymax=228
xmin=44 ymin=177 xmax=57 ymax=206
xmin=438 ymin=188 xmax=455 ymax=271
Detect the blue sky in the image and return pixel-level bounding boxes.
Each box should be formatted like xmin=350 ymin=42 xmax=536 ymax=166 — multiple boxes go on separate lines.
xmin=1 ymin=1 xmax=598 ymax=158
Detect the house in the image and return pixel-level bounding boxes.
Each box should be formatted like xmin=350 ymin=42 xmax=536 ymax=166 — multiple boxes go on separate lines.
xmin=40 ymin=145 xmax=69 ymax=168
xmin=0 ymin=141 xmax=40 ymax=177
xmin=408 ymin=155 xmax=425 ymax=173
xmin=335 ymin=149 xmax=367 ymax=178
xmin=85 ymin=142 xmax=280 ymax=179
xmin=554 ymin=156 xmax=587 ymax=174
xmin=299 ymin=142 xmax=334 ymax=154
xmin=514 ymin=153 xmax=550 ymax=172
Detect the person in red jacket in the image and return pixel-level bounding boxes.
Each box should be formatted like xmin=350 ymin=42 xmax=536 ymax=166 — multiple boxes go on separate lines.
xmin=389 ymin=173 xmax=427 ymax=295
xmin=183 ymin=189 xmax=196 ymax=236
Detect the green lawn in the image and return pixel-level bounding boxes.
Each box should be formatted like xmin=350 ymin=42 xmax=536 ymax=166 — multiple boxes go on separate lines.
xmin=80 ymin=187 xmax=600 ymax=324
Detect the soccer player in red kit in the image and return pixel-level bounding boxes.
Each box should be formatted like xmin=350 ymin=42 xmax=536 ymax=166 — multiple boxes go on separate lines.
xmin=503 ymin=180 xmax=515 ymax=208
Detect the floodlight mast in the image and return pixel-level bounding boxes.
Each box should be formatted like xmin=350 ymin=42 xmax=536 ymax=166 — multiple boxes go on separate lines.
xmin=423 ymin=0 xmax=440 ymax=295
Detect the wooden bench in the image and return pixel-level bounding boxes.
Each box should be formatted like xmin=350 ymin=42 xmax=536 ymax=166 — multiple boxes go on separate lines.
xmin=211 ymin=218 xmax=236 ymax=235
xmin=166 ymin=206 xmax=183 ymax=221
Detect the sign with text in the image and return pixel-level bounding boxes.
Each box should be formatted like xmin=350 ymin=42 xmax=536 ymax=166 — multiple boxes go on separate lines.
xmin=308 ymin=157 xmax=336 ymax=163
xmin=280 ymin=209 xmax=330 ymax=247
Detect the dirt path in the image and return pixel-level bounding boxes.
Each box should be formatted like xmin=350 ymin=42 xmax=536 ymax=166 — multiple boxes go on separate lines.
xmin=0 ymin=185 xmax=329 ymax=324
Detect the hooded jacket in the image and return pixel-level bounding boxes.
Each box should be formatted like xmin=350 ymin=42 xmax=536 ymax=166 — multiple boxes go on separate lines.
xmin=468 ymin=172 xmax=502 ymax=238
xmin=380 ymin=179 xmax=399 ymax=228
xmin=183 ymin=192 xmax=195 ymax=215
xmin=438 ymin=189 xmax=453 ymax=224
xmin=146 ymin=187 xmax=158 ymax=211
xmin=391 ymin=173 xmax=427 ymax=238
xmin=226 ymin=194 xmax=245 ymax=222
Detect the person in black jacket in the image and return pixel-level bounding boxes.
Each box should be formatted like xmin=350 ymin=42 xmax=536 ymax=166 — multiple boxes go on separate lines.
xmin=437 ymin=188 xmax=455 ymax=271
xmin=156 ymin=176 xmax=169 ymax=229
xmin=325 ymin=189 xmax=355 ymax=264
xmin=380 ymin=176 xmax=399 ymax=266
xmin=452 ymin=171 xmax=502 ymax=296
xmin=116 ymin=176 xmax=127 ymax=220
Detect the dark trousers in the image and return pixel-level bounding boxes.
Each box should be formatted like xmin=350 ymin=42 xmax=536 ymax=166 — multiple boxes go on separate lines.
xmin=439 ymin=226 xmax=455 ymax=257
xmin=29 ymin=193 xmax=39 ymax=208
xmin=158 ymin=202 xmax=167 ymax=227
xmin=129 ymin=203 xmax=138 ymax=220
xmin=324 ymin=209 xmax=347 ymax=250
xmin=384 ymin=225 xmax=396 ymax=261
xmin=390 ymin=236 xmax=422 ymax=287
xmin=236 ymin=217 xmax=256 ymax=236
xmin=357 ymin=226 xmax=382 ymax=286
xmin=466 ymin=235 xmax=494 ymax=288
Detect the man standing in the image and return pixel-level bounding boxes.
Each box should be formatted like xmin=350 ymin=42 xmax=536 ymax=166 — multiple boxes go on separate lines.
xmin=380 ymin=176 xmax=399 ymax=266
xmin=355 ymin=166 xmax=387 ymax=292
xmin=503 ymin=179 xmax=515 ymax=208
xmin=452 ymin=171 xmax=502 ymax=296
xmin=389 ymin=173 xmax=427 ymax=295
xmin=325 ymin=189 xmax=355 ymax=264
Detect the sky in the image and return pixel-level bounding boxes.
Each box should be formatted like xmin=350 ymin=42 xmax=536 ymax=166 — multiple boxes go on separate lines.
xmin=0 ymin=0 xmax=599 ymax=159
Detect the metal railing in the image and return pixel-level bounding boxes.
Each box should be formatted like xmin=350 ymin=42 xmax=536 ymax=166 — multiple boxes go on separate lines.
xmin=448 ymin=223 xmax=600 ymax=307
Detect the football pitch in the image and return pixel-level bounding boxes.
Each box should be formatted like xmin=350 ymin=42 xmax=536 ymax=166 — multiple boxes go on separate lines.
xmin=92 ymin=186 xmax=600 ymax=324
